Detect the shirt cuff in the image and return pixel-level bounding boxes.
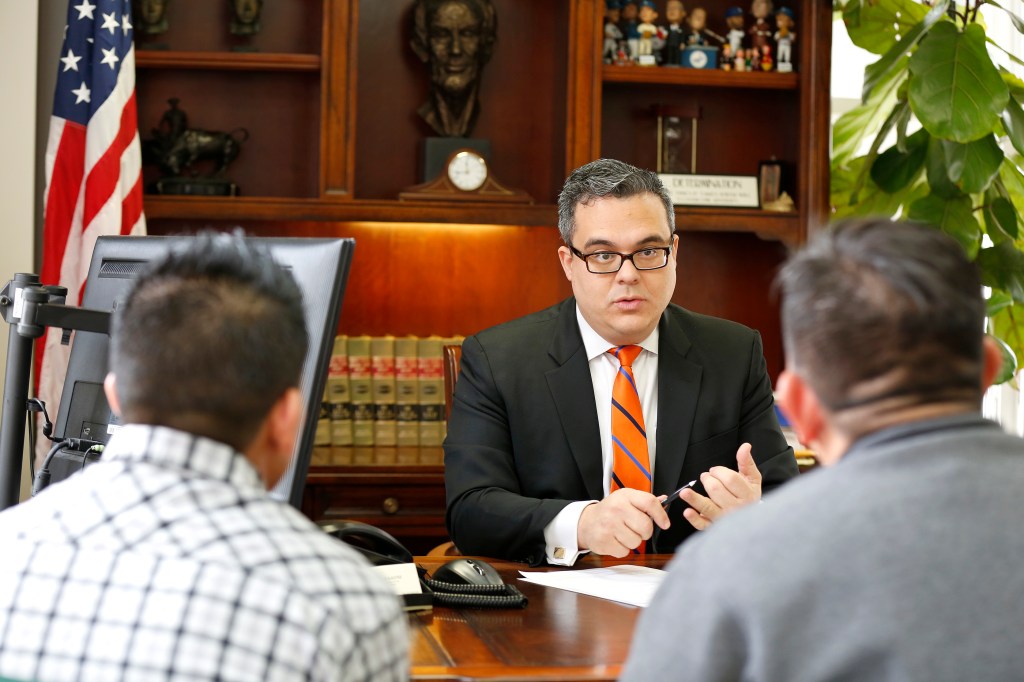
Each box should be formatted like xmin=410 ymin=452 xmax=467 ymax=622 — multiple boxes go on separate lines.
xmin=543 ymin=500 xmax=596 ymax=566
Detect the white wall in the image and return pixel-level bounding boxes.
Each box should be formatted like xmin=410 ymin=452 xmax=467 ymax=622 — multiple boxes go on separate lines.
xmin=0 ymin=3 xmax=40 ymax=500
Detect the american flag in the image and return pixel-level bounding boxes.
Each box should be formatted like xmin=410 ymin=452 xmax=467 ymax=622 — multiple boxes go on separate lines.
xmin=37 ymin=0 xmax=146 ymax=460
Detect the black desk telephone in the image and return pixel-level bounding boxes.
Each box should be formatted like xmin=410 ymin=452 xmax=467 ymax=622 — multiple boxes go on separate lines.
xmin=321 ymin=521 xmax=527 ymax=609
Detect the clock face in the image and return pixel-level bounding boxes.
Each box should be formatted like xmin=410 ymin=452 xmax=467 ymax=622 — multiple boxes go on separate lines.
xmin=447 ymin=151 xmax=488 ymax=192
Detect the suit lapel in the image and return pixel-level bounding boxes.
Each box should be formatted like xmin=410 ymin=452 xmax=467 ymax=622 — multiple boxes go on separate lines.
xmin=545 ymin=300 xmax=605 ymax=501
xmin=653 ymin=309 xmax=702 ymax=496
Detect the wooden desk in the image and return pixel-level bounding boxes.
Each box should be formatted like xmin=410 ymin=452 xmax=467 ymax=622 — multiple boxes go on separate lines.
xmin=410 ymin=555 xmax=670 ymax=681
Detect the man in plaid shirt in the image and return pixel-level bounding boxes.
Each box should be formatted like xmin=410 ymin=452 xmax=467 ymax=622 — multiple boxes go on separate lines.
xmin=0 ymin=234 xmax=408 ymax=681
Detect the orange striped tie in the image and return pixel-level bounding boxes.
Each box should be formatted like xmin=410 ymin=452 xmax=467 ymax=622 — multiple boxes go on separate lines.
xmin=609 ymin=345 xmax=651 ymax=554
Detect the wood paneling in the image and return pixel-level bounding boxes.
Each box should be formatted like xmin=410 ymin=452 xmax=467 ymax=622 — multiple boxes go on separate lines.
xmin=147 ymin=219 xmax=785 ymax=378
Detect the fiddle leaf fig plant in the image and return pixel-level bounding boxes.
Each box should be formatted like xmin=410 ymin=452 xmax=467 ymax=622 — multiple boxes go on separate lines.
xmin=832 ymin=0 xmax=1024 ymax=384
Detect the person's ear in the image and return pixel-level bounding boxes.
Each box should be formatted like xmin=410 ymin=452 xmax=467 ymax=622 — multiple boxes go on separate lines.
xmin=558 ymin=245 xmax=574 ymax=282
xmin=981 ymin=335 xmax=1004 ymax=393
xmin=254 ymin=387 xmax=303 ymax=489
xmin=267 ymin=387 xmax=302 ymax=460
xmin=776 ymin=369 xmax=825 ymax=453
xmin=103 ymin=373 xmax=122 ymax=417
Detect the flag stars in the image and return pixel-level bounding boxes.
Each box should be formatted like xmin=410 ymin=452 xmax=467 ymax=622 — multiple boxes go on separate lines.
xmin=101 ymin=12 xmax=120 ymax=35
xmin=61 ymin=48 xmax=82 ymax=73
xmin=122 ymin=14 xmax=132 ymax=35
xmin=100 ymin=46 xmax=120 ymax=70
xmin=74 ymin=0 xmax=96 ymax=20
xmin=72 ymin=82 xmax=91 ymax=105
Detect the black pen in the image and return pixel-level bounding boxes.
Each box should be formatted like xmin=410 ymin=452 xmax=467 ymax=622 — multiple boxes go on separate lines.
xmin=661 ymin=480 xmax=697 ymax=509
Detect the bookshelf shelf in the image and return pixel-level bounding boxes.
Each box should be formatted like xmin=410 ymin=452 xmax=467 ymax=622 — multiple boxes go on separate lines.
xmin=602 ymin=64 xmax=799 ymax=90
xmin=142 ymin=196 xmax=558 ymax=227
xmin=136 ymin=50 xmax=322 ymax=72
xmin=144 ymin=199 xmax=799 ymax=243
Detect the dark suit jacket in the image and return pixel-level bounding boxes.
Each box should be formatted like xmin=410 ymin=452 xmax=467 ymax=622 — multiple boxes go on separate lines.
xmin=444 ymin=298 xmax=797 ymax=565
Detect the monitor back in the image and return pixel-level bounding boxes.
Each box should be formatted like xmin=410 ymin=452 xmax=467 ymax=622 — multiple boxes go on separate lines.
xmin=52 ymin=234 xmax=354 ymax=507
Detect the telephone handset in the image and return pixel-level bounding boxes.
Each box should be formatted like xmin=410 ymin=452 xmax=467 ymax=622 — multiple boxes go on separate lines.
xmin=321 ymin=520 xmax=414 ymax=566
xmin=321 ymin=521 xmax=527 ymax=609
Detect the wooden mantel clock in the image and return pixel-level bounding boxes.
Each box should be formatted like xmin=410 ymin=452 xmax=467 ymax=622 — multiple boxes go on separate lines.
xmin=399 ymin=148 xmax=533 ymax=203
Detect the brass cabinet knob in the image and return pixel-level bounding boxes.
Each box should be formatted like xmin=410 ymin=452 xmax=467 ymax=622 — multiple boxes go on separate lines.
xmin=382 ymin=497 xmax=400 ymax=514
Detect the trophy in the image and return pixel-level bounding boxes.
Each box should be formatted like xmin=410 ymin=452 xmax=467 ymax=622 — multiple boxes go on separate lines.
xmin=654 ymin=104 xmax=701 ymax=175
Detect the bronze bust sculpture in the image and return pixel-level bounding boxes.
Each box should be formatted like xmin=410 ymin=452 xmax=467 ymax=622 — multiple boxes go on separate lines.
xmin=134 ymin=0 xmax=170 ymax=35
xmin=229 ymin=0 xmax=263 ymax=36
xmin=410 ymin=0 xmax=497 ymax=138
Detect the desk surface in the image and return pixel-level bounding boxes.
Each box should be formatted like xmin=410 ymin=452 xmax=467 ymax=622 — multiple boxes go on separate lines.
xmin=410 ymin=555 xmax=671 ymax=681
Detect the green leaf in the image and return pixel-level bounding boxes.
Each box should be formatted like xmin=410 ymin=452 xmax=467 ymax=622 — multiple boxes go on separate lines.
xmin=871 ymin=128 xmax=929 ymax=192
xmin=895 ymin=103 xmax=912 ymax=152
xmin=1002 ymin=68 xmax=1024 ymax=100
xmin=832 ymin=63 xmax=907 ymax=168
xmin=989 ymin=332 xmax=1019 ymax=386
xmin=849 ymin=102 xmax=908 ymax=203
xmin=909 ymin=23 xmax=1010 ymax=143
xmin=988 ymin=290 xmax=1014 ymax=317
xmin=991 ymin=304 xmax=1024 ymax=383
xmin=862 ymin=0 xmax=950 ymax=102
xmin=999 ymin=159 xmax=1024 ymax=216
xmin=1002 ymin=96 xmax=1024 ymax=158
xmin=843 ymin=0 xmax=930 ymax=55
xmin=987 ymin=0 xmax=1024 ymax=34
xmin=942 ymin=136 xmax=1004 ymax=194
xmin=984 ymin=195 xmax=1019 ymax=241
xmin=831 ymin=157 xmax=907 ymax=219
xmin=977 ymin=241 xmax=1024 ymax=303
xmin=925 ymin=136 xmax=963 ymax=198
xmin=907 ymin=193 xmax=981 ymax=256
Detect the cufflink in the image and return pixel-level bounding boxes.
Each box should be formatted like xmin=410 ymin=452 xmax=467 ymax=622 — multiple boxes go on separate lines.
xmin=554 ymin=547 xmax=566 ymax=559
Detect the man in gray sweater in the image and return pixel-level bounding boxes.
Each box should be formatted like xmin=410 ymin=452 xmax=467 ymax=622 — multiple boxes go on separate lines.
xmin=622 ymin=218 xmax=1024 ymax=681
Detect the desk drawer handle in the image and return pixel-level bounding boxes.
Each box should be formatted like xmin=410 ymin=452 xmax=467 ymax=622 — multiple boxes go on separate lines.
xmin=382 ymin=497 xmax=400 ymax=514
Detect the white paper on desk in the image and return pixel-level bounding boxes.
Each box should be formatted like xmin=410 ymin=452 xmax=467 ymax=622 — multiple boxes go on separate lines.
xmin=518 ymin=565 xmax=666 ymax=608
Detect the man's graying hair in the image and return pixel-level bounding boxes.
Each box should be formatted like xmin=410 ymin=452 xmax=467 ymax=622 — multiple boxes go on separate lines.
xmin=109 ymin=232 xmax=308 ymax=451
xmin=557 ymin=158 xmax=675 ymax=244
xmin=775 ymin=218 xmax=986 ymax=413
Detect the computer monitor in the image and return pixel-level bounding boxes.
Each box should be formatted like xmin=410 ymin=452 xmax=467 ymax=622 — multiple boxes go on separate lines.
xmin=51 ymin=235 xmax=354 ymax=507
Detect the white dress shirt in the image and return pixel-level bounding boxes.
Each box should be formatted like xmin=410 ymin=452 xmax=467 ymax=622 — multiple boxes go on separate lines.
xmin=543 ymin=307 xmax=660 ymax=565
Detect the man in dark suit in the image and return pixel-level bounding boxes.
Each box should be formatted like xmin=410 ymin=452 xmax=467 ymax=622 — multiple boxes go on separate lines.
xmin=444 ymin=158 xmax=798 ymax=566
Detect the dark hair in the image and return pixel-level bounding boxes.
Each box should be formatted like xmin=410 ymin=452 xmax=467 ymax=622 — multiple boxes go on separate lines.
xmin=557 ymin=158 xmax=675 ymax=244
xmin=109 ymin=232 xmax=308 ymax=450
xmin=411 ymin=0 xmax=498 ymax=63
xmin=775 ymin=218 xmax=986 ymax=412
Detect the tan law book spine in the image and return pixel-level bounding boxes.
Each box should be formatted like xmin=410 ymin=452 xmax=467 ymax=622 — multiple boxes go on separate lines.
xmin=371 ymin=335 xmax=397 ymax=447
xmin=417 ymin=336 xmax=444 ymax=447
xmin=327 ymin=335 xmax=353 ymax=447
xmin=348 ymin=335 xmax=374 ymax=446
xmin=395 ymin=336 xmax=420 ymax=447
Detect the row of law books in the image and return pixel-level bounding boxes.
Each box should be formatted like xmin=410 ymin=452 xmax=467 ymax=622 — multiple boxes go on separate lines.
xmin=315 ymin=335 xmax=464 ymax=449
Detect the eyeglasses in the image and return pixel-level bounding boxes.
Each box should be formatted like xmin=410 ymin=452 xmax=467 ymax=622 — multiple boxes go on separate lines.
xmin=569 ymin=245 xmax=672 ymax=274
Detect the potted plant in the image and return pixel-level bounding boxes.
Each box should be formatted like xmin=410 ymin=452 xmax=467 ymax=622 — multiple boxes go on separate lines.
xmin=831 ymin=0 xmax=1024 ymax=383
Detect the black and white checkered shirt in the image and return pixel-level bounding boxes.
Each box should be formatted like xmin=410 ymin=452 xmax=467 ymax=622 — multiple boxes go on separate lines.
xmin=0 ymin=425 xmax=408 ymax=681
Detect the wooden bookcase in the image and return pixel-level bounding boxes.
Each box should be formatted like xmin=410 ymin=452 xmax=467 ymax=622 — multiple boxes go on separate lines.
xmin=136 ymin=0 xmax=831 ymax=550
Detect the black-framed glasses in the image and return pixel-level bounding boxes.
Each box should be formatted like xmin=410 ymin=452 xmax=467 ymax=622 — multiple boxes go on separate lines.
xmin=569 ymin=245 xmax=672 ymax=274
